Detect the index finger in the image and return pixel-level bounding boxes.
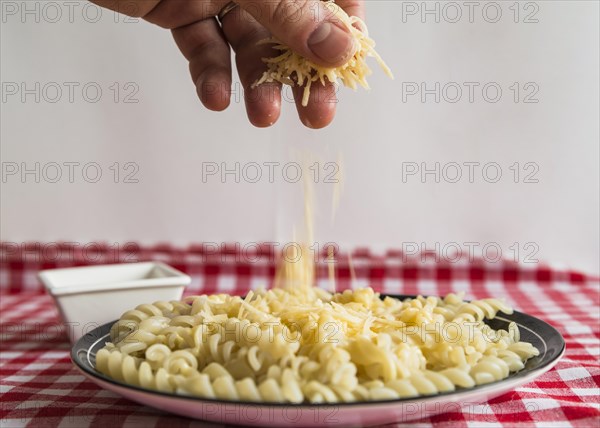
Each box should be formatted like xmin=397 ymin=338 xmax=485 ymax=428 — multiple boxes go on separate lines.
xmin=336 ymin=0 xmax=365 ymax=21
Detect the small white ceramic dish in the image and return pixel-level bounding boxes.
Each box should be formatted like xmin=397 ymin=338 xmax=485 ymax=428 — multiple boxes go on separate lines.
xmin=40 ymin=262 xmax=190 ymax=342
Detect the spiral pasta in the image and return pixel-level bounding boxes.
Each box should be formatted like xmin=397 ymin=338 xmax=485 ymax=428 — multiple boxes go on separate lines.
xmin=96 ymin=274 xmax=539 ymax=402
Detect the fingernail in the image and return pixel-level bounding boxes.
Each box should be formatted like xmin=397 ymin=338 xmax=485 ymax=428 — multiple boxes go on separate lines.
xmin=308 ymin=22 xmax=354 ymax=65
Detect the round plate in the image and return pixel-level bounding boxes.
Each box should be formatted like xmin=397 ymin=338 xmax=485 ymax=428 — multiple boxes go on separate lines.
xmin=71 ymin=295 xmax=565 ymax=427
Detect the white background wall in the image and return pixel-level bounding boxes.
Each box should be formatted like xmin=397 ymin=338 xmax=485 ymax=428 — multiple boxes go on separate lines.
xmin=1 ymin=1 xmax=599 ymax=274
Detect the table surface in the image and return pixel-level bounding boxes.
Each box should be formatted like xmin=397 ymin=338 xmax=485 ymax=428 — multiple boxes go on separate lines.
xmin=1 ymin=244 xmax=599 ymax=427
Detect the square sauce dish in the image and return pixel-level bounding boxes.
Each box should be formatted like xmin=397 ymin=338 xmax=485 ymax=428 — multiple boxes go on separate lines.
xmin=39 ymin=262 xmax=191 ymax=342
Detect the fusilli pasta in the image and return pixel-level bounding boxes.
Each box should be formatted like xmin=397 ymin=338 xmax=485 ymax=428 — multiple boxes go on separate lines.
xmin=96 ymin=264 xmax=539 ymax=402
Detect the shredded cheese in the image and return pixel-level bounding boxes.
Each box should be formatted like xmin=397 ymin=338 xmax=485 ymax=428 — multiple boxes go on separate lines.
xmin=331 ymin=153 xmax=344 ymax=223
xmin=99 ymin=152 xmax=540 ymax=404
xmin=348 ymin=253 xmax=357 ymax=288
xmin=252 ymin=1 xmax=394 ymax=106
xmin=327 ymin=244 xmax=336 ymax=294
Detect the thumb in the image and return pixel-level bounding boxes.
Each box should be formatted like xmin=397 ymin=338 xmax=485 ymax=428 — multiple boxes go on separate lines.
xmin=235 ymin=0 xmax=355 ymax=67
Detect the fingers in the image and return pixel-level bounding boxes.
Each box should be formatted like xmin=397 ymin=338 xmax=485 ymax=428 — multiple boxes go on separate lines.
xmin=336 ymin=0 xmax=365 ymax=21
xmin=172 ymin=18 xmax=232 ymax=111
xmin=288 ymin=0 xmax=363 ymax=128
xmin=143 ymin=0 xmax=227 ymax=29
xmin=91 ymin=0 xmax=226 ymax=29
xmin=88 ymin=0 xmax=161 ymax=18
xmin=221 ymin=8 xmax=282 ymax=128
xmin=293 ymin=82 xmax=337 ymax=129
xmin=236 ymin=0 xmax=355 ymax=67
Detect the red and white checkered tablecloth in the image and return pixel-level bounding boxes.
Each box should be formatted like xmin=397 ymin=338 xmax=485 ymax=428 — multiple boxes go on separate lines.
xmin=1 ymin=242 xmax=599 ymax=427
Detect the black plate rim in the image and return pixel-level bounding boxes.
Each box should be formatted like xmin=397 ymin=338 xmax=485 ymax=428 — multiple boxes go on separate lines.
xmin=71 ymin=294 xmax=566 ymax=407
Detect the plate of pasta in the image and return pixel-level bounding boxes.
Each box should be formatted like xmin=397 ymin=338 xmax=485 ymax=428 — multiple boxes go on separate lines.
xmin=71 ymin=285 xmax=565 ymax=427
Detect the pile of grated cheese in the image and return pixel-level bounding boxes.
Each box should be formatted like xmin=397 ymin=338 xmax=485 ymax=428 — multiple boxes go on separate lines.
xmin=252 ymin=1 xmax=394 ymax=106
xmin=97 ymin=154 xmax=540 ymax=404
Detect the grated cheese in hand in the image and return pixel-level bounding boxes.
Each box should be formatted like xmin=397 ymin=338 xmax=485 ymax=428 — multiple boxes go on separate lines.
xmin=252 ymin=1 xmax=394 ymax=106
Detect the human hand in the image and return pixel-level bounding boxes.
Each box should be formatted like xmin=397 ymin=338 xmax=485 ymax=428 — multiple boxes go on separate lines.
xmin=91 ymin=0 xmax=363 ymax=128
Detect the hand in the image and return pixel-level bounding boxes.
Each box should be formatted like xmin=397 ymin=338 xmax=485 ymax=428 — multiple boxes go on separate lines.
xmin=91 ymin=0 xmax=363 ymax=128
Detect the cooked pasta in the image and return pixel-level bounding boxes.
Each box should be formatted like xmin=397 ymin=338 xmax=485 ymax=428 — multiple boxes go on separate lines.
xmin=96 ymin=159 xmax=538 ymax=402
xmin=96 ymin=251 xmax=539 ymax=402
xmin=252 ymin=0 xmax=394 ymax=106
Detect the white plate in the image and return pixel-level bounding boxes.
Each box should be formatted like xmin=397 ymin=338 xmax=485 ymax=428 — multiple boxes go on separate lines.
xmin=71 ymin=296 xmax=565 ymax=427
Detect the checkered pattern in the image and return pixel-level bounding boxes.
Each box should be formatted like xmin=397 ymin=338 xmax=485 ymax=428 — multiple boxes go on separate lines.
xmin=1 ymin=242 xmax=599 ymax=427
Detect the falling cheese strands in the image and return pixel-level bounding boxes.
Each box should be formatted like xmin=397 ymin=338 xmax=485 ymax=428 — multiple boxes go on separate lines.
xmin=252 ymin=1 xmax=394 ymax=106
